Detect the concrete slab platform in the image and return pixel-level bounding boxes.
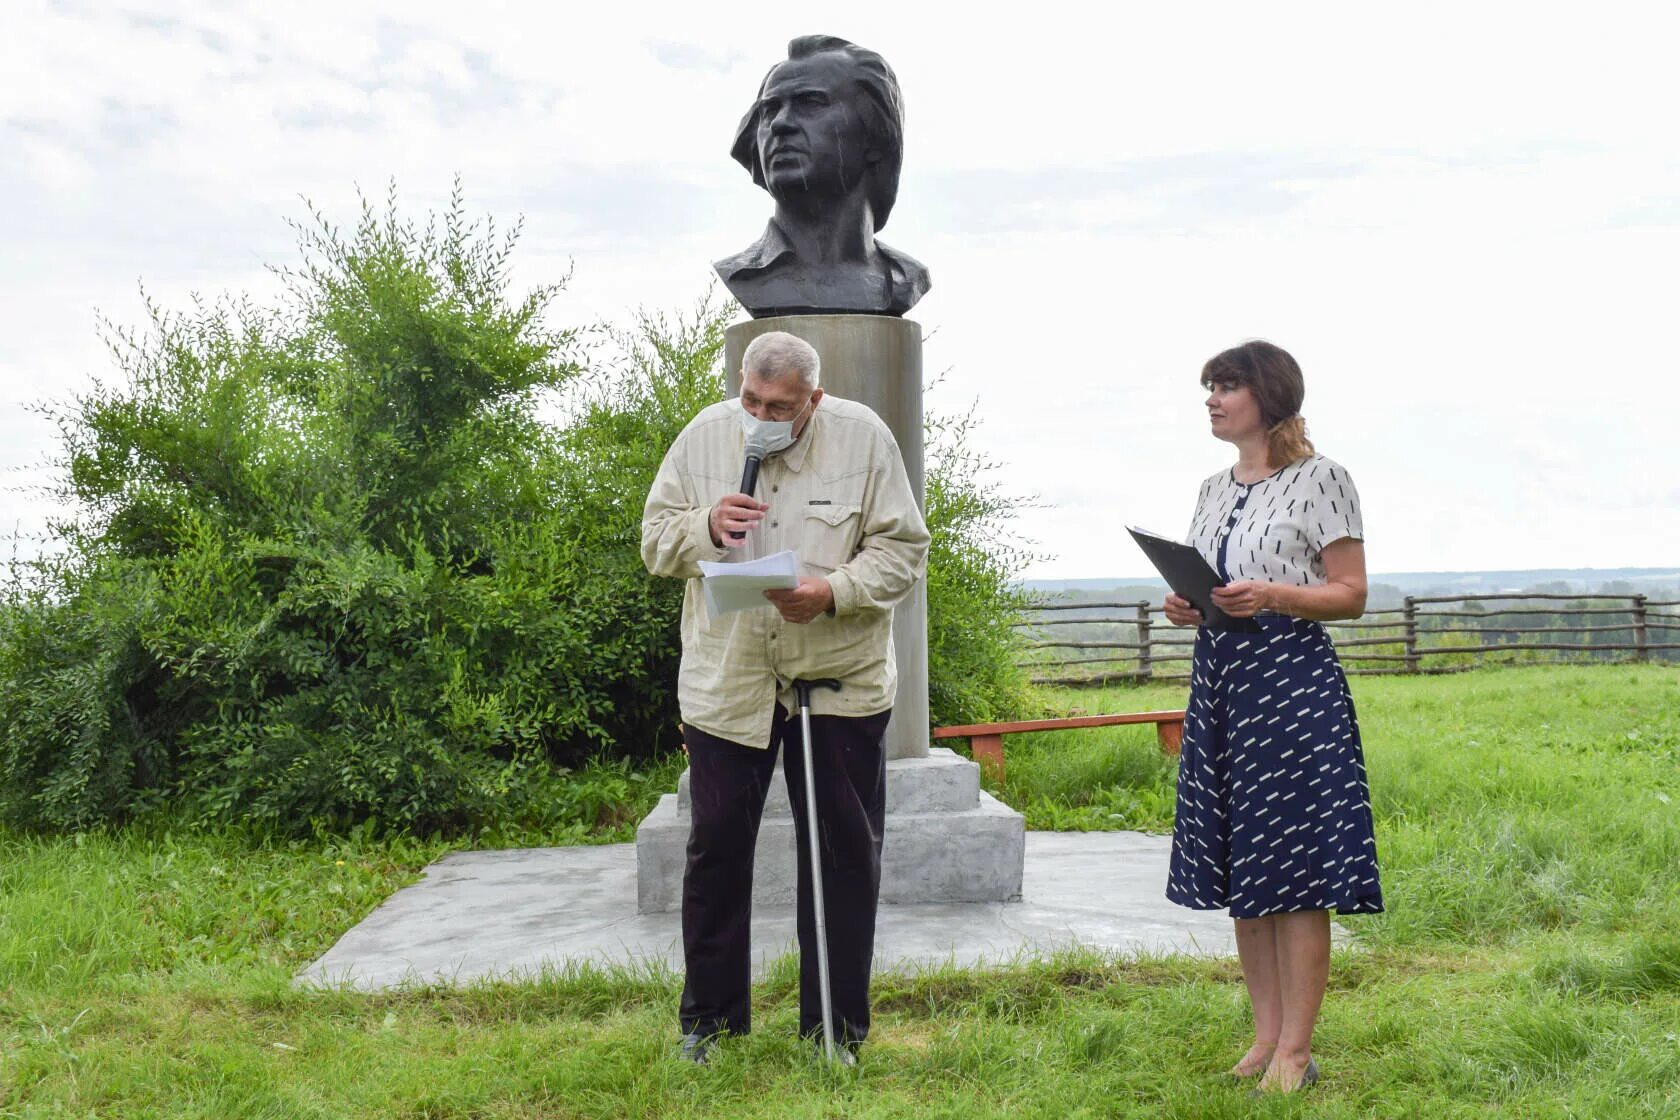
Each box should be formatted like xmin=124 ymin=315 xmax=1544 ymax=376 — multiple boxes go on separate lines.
xmin=638 ymin=750 xmax=1026 ymax=912
xmin=298 ymin=832 xmax=1244 ymax=992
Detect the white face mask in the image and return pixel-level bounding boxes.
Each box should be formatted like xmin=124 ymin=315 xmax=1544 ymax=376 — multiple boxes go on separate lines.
xmin=739 ymin=397 xmax=810 ymax=455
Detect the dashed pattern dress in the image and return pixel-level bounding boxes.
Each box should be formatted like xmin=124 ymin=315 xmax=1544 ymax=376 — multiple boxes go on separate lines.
xmin=1166 ymin=456 xmax=1383 ymax=918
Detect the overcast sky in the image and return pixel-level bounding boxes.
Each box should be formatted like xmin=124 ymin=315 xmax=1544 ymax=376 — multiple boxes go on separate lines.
xmin=6 ymin=1 xmax=1678 ymax=579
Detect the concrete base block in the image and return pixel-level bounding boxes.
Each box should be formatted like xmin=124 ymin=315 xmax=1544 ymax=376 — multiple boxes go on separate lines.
xmin=676 ymin=744 xmax=979 ymax=816
xmin=880 ymin=791 xmax=1024 ymax=905
xmin=637 ymin=748 xmax=1024 ymax=913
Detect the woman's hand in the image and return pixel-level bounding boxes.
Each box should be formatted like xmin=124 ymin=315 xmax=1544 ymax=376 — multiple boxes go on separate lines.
xmin=1210 ymin=580 xmax=1276 ymax=619
xmin=1163 ymin=593 xmax=1204 ymax=627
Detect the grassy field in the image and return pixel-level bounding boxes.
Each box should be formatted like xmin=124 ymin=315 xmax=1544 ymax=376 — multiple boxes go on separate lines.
xmin=3 ymin=664 xmax=1678 ymax=1117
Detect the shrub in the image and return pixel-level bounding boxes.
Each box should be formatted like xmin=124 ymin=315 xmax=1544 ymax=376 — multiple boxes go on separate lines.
xmin=923 ymin=401 xmax=1040 ymax=726
xmin=0 ymin=191 xmax=715 ymax=833
xmin=0 ymin=188 xmax=1036 ymax=834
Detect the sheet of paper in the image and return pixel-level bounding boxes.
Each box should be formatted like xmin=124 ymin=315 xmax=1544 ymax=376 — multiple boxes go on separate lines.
xmin=698 ymin=549 xmax=800 ymax=615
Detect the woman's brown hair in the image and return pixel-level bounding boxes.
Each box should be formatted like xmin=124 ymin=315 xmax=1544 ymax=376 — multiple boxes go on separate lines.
xmin=1200 ymin=340 xmax=1315 ymax=468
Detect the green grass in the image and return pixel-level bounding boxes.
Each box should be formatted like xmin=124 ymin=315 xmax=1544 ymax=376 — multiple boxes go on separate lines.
xmin=4 ymin=665 xmax=1679 ymax=1117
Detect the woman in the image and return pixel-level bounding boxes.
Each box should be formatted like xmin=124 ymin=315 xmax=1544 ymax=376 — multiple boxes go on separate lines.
xmin=1163 ymin=340 xmax=1382 ymax=1095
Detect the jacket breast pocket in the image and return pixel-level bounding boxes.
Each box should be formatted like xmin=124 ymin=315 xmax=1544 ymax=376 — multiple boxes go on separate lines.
xmin=802 ymin=504 xmax=862 ymax=572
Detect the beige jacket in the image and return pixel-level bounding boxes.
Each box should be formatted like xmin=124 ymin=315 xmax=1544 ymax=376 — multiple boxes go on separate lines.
xmin=641 ymin=395 xmax=931 ymax=748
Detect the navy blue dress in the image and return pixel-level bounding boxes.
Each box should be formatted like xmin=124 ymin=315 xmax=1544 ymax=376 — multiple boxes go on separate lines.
xmin=1166 ymin=458 xmax=1383 ymax=918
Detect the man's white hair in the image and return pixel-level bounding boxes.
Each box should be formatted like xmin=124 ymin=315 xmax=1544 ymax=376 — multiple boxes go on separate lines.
xmin=741 ymin=331 xmax=820 ymax=388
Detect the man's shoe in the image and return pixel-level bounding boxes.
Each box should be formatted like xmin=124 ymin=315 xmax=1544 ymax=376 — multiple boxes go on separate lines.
xmin=677 ymin=1033 xmax=716 ymax=1065
xmin=811 ymin=1038 xmax=859 ymax=1068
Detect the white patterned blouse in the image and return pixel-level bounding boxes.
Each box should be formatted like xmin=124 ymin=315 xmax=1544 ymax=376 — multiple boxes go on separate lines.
xmin=1186 ymin=455 xmax=1364 ymax=587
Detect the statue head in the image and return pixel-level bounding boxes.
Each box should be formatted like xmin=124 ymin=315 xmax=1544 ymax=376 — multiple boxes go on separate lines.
xmin=729 ymin=35 xmax=905 ymax=231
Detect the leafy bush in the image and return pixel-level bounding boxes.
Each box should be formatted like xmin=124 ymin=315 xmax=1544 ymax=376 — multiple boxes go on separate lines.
xmin=0 ymin=189 xmax=1035 ymax=834
xmin=0 ymin=192 xmax=720 ymax=834
xmin=924 ymin=401 xmax=1040 ymax=726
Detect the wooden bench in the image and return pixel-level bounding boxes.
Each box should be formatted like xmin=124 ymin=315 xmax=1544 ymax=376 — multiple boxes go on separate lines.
xmin=931 ymin=710 xmax=1187 ymax=781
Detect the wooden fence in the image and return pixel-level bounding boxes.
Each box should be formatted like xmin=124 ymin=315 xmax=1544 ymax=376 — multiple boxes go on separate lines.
xmin=1019 ymin=593 xmax=1680 ymax=687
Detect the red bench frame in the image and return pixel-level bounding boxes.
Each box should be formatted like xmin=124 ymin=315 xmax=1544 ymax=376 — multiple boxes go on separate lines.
xmin=931 ymin=710 xmax=1187 ymax=781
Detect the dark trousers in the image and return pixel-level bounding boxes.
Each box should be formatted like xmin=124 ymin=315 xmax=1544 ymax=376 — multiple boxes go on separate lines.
xmin=678 ymin=705 xmax=890 ymax=1043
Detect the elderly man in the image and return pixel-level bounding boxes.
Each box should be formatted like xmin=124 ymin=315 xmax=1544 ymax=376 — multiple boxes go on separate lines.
xmin=641 ymin=330 xmax=929 ymax=1065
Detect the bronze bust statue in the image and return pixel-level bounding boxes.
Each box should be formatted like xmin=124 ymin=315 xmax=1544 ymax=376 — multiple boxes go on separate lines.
xmin=715 ymin=35 xmax=931 ymax=319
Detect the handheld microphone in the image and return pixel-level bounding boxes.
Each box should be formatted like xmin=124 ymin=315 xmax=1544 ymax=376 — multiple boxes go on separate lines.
xmin=728 ymin=437 xmax=769 ymax=541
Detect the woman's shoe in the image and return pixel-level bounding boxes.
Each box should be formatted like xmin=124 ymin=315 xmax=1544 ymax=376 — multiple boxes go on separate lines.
xmin=1226 ymin=1045 xmax=1276 ymax=1080
xmin=1249 ymin=1057 xmax=1319 ymax=1096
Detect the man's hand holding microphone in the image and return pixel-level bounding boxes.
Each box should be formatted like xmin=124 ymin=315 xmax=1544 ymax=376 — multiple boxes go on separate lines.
xmin=709 ymin=493 xmax=768 ymax=547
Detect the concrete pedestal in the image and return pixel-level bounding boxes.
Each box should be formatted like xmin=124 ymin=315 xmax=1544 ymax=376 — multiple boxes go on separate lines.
xmin=635 ymin=748 xmax=1024 ymax=913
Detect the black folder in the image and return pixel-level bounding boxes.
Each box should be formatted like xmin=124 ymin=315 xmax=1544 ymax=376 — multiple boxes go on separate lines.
xmin=1126 ymin=527 xmax=1254 ymax=631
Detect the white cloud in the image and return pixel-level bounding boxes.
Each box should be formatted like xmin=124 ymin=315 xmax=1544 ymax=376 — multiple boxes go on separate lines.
xmin=3 ymin=0 xmax=1678 ymax=575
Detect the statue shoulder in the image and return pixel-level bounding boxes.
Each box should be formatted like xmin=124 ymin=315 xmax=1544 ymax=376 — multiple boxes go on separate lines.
xmin=713 ymin=223 xmax=792 ymax=281
xmin=874 ymin=240 xmax=932 ymax=314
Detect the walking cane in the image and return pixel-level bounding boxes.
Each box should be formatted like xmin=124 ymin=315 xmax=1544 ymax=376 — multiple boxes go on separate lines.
xmin=792 ymin=677 xmax=842 ymax=1062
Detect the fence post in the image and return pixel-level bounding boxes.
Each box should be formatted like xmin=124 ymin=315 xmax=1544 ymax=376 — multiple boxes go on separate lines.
xmin=1136 ymin=601 xmax=1153 ymax=681
xmin=1633 ymin=594 xmax=1649 ymax=663
xmin=1402 ymin=596 xmax=1420 ymax=674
